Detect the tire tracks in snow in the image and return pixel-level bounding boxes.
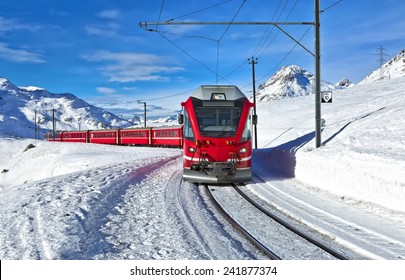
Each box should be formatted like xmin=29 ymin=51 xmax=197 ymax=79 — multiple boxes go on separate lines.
xmin=0 ymin=155 xmax=179 ymax=259
xmin=60 ymin=156 xmax=180 ymax=259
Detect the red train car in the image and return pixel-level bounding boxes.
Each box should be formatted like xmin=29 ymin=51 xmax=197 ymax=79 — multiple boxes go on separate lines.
xmin=151 ymin=126 xmax=183 ymax=147
xmin=44 ymin=131 xmax=63 ymax=142
xmin=119 ymin=128 xmax=151 ymax=146
xmin=89 ymin=130 xmax=119 ymax=145
xmin=60 ymin=131 xmax=89 ymax=143
xmin=45 ymin=126 xmax=183 ymax=147
xmin=178 ymin=85 xmax=255 ymax=184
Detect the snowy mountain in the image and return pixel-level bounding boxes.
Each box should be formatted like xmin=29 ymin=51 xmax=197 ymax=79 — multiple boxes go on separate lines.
xmin=255 ymin=65 xmax=338 ymax=102
xmin=359 ymin=49 xmax=405 ymax=84
xmin=336 ymin=78 xmax=355 ymax=88
xmin=0 ymin=77 xmax=131 ymax=139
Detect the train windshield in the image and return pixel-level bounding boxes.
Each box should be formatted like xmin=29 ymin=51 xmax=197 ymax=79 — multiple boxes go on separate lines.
xmin=195 ymin=105 xmax=242 ymax=137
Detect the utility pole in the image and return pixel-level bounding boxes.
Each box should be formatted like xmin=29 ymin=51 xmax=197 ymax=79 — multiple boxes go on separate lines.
xmin=137 ymin=100 xmax=147 ymax=127
xmin=248 ymin=57 xmax=258 ymax=149
xmin=34 ymin=109 xmax=37 ymax=139
xmin=375 ymin=45 xmax=389 ymax=79
xmin=52 ymin=109 xmax=56 ymax=141
xmin=314 ymin=0 xmax=322 ymax=148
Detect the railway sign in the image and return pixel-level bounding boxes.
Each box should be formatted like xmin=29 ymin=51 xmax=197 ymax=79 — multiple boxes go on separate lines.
xmin=321 ymin=91 xmax=332 ymax=103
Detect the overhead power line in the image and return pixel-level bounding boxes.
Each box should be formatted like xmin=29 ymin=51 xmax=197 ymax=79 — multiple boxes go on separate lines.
xmin=166 ymin=0 xmax=234 ymax=22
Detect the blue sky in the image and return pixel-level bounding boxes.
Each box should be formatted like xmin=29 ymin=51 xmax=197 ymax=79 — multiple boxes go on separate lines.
xmin=1 ymin=0 xmax=404 ymax=118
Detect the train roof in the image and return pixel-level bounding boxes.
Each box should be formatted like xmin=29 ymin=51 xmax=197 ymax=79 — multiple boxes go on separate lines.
xmin=191 ymin=85 xmax=247 ymax=101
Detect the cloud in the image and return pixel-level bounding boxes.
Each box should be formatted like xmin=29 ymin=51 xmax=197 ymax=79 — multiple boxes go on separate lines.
xmin=0 ymin=16 xmax=42 ymax=33
xmin=85 ymin=25 xmax=117 ymax=37
xmin=82 ymin=51 xmax=184 ymax=82
xmin=97 ymin=9 xmax=121 ymax=20
xmin=0 ymin=43 xmax=45 ymax=63
xmin=96 ymin=87 xmax=116 ymax=94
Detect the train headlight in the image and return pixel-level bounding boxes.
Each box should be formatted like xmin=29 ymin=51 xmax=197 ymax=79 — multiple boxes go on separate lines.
xmin=189 ymin=147 xmax=196 ymax=152
xmin=239 ymin=147 xmax=247 ymax=153
xmin=211 ymin=93 xmax=226 ymax=100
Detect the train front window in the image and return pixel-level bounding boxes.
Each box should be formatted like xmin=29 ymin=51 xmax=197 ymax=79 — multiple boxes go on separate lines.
xmin=195 ymin=106 xmax=241 ymax=137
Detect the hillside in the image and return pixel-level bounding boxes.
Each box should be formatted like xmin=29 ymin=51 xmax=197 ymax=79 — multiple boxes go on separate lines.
xmin=359 ymin=49 xmax=405 ymax=84
xmin=0 ymin=77 xmax=131 ymax=139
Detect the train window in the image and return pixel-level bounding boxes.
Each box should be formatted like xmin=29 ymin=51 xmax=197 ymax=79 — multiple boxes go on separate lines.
xmin=195 ymin=106 xmax=242 ymax=137
xmin=184 ymin=110 xmax=195 ymax=141
xmin=241 ymin=109 xmax=253 ymax=142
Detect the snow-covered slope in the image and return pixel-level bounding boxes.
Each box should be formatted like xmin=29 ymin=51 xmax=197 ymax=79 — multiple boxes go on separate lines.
xmin=0 ymin=77 xmax=131 ymax=139
xmin=359 ymin=49 xmax=405 ymax=84
xmin=255 ymin=76 xmax=405 ymax=212
xmin=255 ymin=65 xmax=338 ymax=101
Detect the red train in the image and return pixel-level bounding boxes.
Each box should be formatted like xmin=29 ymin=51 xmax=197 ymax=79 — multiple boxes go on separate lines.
xmin=45 ymin=85 xmax=255 ymax=184
xmin=178 ymin=85 xmax=255 ymax=184
xmin=44 ymin=126 xmax=183 ymax=148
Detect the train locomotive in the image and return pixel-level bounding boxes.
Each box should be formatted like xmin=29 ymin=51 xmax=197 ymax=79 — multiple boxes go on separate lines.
xmin=178 ymin=85 xmax=255 ymax=184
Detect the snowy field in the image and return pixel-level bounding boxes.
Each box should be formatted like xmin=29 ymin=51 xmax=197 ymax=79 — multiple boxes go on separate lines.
xmin=1 ymin=77 xmax=405 ymax=261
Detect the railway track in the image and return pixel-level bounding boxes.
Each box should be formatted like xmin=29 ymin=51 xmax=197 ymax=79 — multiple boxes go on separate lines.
xmin=205 ymin=184 xmax=348 ymax=260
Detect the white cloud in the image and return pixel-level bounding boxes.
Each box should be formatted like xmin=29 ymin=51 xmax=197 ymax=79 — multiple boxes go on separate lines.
xmin=82 ymin=51 xmax=184 ymax=82
xmin=0 ymin=16 xmax=42 ymax=33
xmin=97 ymin=9 xmax=121 ymax=20
xmin=96 ymin=87 xmax=116 ymax=94
xmin=85 ymin=25 xmax=117 ymax=37
xmin=0 ymin=43 xmax=45 ymax=63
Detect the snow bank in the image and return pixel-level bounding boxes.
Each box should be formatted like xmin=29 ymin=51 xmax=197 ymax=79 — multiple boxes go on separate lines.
xmin=256 ymin=77 xmax=405 ymax=213
xmin=0 ymin=138 xmax=181 ymax=189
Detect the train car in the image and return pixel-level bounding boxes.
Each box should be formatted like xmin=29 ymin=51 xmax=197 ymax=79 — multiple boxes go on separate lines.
xmin=44 ymin=131 xmax=63 ymax=142
xmin=151 ymin=126 xmax=183 ymax=147
xmin=178 ymin=85 xmax=255 ymax=184
xmin=119 ymin=128 xmax=151 ymax=146
xmin=60 ymin=130 xmax=89 ymax=143
xmin=88 ymin=129 xmax=119 ymax=145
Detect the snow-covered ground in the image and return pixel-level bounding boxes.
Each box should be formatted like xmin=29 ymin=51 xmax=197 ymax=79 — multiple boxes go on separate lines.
xmin=1 ymin=76 xmax=405 ymax=260
xmin=255 ymin=76 xmax=405 ymax=213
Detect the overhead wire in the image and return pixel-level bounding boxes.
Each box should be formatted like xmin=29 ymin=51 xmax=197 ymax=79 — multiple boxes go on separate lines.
xmin=136 ymin=0 xmax=243 ymax=103
xmin=240 ymin=24 xmax=313 ymax=92
xmin=252 ymin=0 xmax=290 ymax=58
xmin=155 ymin=0 xmax=165 ymax=31
xmin=218 ymin=0 xmax=300 ymax=86
xmin=321 ymin=0 xmax=344 ymax=13
xmin=216 ymin=0 xmax=246 ymax=83
xmin=143 ymin=0 xmax=311 ymax=100
xmin=166 ymin=0 xmax=235 ymax=22
xmin=216 ymin=0 xmax=287 ymax=84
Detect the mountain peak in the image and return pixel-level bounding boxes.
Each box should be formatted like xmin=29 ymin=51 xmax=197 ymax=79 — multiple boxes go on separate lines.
xmin=0 ymin=77 xmax=19 ymax=91
xmin=20 ymin=86 xmax=47 ymax=92
xmin=256 ymin=65 xmax=336 ymax=102
xmin=336 ymin=78 xmax=355 ymax=88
